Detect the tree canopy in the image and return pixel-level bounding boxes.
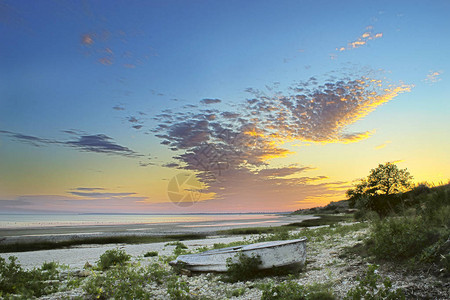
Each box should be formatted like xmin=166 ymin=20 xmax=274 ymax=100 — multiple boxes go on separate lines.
xmin=347 ymin=162 xmax=413 ymax=208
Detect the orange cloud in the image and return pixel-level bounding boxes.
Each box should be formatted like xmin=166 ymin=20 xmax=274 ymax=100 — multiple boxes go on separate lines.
xmin=337 ymin=28 xmax=383 ymax=51
xmin=375 ymin=140 xmax=391 ymax=149
xmin=81 ymin=33 xmax=94 ymax=45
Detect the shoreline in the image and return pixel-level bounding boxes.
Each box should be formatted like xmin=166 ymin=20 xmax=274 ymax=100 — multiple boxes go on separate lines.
xmin=0 ymin=214 xmax=317 ymax=250
xmin=0 ymin=214 xmax=317 ymax=270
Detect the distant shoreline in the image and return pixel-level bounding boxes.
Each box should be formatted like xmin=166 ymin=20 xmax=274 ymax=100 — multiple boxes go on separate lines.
xmin=0 ymin=214 xmax=317 ymax=253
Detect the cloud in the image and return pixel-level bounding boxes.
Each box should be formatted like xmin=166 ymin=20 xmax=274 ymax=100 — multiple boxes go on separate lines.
xmin=201 ymin=98 xmax=222 ymax=105
xmin=66 ymin=134 xmax=139 ymax=156
xmin=0 ymin=130 xmax=140 ymax=157
xmin=0 ymin=130 xmax=54 ymax=147
xmin=69 ymin=191 xmax=137 ymax=198
xmin=113 ymin=105 xmax=125 ymax=111
xmin=128 ymin=116 xmax=139 ymax=123
xmin=424 ymin=70 xmax=443 ymax=83
xmin=152 ymin=69 xmax=411 ymax=209
xmin=162 ymin=162 xmax=180 ymax=168
xmin=73 ymin=187 xmax=105 ymax=191
xmin=375 ymin=140 xmax=391 ymax=150
xmin=258 ymin=167 xmax=313 ymax=178
xmin=337 ymin=27 xmax=383 ymax=51
xmin=0 ymin=194 xmax=149 ymax=213
xmin=81 ymin=33 xmax=94 ymax=45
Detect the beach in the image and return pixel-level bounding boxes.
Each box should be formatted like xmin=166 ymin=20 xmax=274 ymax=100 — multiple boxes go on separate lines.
xmin=0 ymin=214 xmax=315 ymax=269
xmin=1 ymin=214 xmax=448 ymax=299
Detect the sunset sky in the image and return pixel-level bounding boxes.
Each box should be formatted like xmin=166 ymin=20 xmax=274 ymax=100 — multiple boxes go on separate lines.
xmin=1 ymin=0 xmax=449 ymax=213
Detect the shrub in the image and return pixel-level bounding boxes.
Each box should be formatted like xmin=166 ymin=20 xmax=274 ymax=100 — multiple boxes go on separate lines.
xmin=261 ymin=281 xmax=335 ymax=300
xmin=223 ymin=253 xmax=262 ymax=282
xmin=96 ymin=248 xmax=131 ymax=270
xmin=0 ymin=256 xmax=61 ymax=298
xmin=84 ymin=265 xmax=153 ymax=299
xmin=344 ymin=264 xmax=404 ymax=300
xmin=368 ymin=216 xmax=437 ymax=260
xmin=144 ymin=251 xmax=159 ymax=257
xmin=147 ymin=262 xmax=170 ymax=284
xmin=226 ymin=287 xmax=246 ymax=297
xmin=167 ymin=277 xmax=192 ymax=300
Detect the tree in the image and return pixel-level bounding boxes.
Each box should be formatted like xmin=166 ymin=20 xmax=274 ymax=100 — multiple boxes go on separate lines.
xmin=347 ymin=162 xmax=413 ymax=208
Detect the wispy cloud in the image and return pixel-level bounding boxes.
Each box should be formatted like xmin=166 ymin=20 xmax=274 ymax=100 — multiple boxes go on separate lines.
xmin=0 ymin=194 xmax=149 ymax=213
xmin=69 ymin=191 xmax=137 ymax=198
xmin=73 ymin=187 xmax=105 ymax=191
xmin=0 ymin=130 xmax=140 ymax=157
xmin=424 ymin=70 xmax=443 ymax=84
xmin=66 ymin=134 xmax=139 ymax=156
xmin=375 ymin=140 xmax=391 ymax=150
xmin=337 ymin=26 xmax=383 ymax=51
xmin=201 ymin=98 xmax=222 ymax=105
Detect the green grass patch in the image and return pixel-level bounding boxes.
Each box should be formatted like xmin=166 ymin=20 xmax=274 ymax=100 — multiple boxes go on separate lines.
xmin=260 ymin=280 xmax=336 ymax=300
xmin=284 ymin=214 xmax=354 ymax=228
xmin=365 ymin=184 xmax=450 ymax=274
xmin=0 ymin=256 xmax=61 ymax=298
xmin=96 ymin=248 xmax=131 ymax=271
xmin=143 ymin=251 xmax=158 ymax=257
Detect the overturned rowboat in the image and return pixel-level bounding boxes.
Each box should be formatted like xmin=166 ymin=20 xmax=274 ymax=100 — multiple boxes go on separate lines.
xmin=169 ymin=238 xmax=307 ymax=272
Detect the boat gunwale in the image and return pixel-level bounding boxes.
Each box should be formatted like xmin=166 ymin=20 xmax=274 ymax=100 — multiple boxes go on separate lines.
xmin=176 ymin=237 xmax=307 ymax=258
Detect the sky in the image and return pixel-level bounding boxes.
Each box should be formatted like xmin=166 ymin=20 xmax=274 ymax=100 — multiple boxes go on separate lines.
xmin=1 ymin=0 xmax=449 ymax=213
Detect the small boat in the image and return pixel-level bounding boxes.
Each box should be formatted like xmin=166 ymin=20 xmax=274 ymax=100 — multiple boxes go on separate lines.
xmin=169 ymin=238 xmax=307 ymax=272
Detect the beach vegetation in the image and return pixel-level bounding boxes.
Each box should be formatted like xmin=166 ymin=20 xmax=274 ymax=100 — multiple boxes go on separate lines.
xmin=260 ymin=280 xmax=335 ymax=300
xmin=284 ymin=214 xmax=354 ymax=227
xmin=167 ymin=276 xmax=192 ymax=300
xmin=222 ymin=253 xmax=262 ymax=282
xmin=0 ymin=256 xmax=61 ymax=298
xmin=84 ymin=265 xmax=152 ymax=300
xmin=344 ymin=264 xmax=404 ymax=300
xmin=366 ymin=183 xmax=450 ymax=274
xmin=225 ymin=287 xmax=246 ymax=297
xmin=144 ymin=250 xmax=159 ymax=257
xmin=96 ymin=248 xmax=131 ymax=271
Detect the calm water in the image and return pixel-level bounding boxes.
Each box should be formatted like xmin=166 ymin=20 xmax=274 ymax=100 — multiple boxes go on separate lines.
xmin=0 ymin=214 xmax=279 ymax=229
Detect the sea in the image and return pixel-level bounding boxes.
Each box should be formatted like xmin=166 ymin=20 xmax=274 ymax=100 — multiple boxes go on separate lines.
xmin=0 ymin=213 xmax=282 ymax=229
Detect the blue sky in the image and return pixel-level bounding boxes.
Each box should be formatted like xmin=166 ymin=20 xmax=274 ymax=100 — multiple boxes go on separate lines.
xmin=1 ymin=0 xmax=449 ymax=213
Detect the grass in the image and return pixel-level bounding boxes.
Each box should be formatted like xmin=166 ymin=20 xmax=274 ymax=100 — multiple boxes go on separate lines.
xmin=364 ymin=184 xmax=450 ymax=274
xmin=0 ymin=256 xmax=62 ymax=298
xmin=144 ymin=251 xmax=159 ymax=257
xmin=260 ymin=280 xmax=336 ymax=300
xmin=217 ymin=214 xmax=355 ymax=236
xmin=284 ymin=214 xmax=354 ymax=228
xmin=0 ymin=233 xmax=206 ymax=253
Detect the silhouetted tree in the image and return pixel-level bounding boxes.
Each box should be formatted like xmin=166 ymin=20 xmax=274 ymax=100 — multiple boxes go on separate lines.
xmin=347 ymin=162 xmax=413 ymax=209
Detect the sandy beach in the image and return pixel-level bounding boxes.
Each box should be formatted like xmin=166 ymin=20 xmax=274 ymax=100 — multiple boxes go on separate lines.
xmin=1 ymin=214 xmax=448 ymax=299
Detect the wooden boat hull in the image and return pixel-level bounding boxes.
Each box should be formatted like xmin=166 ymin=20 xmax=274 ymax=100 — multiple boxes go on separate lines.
xmin=170 ymin=238 xmax=307 ymax=272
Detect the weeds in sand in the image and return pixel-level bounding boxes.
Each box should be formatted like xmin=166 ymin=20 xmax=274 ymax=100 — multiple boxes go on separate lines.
xmin=84 ymin=265 xmax=153 ymax=299
xmin=260 ymin=280 xmax=336 ymax=300
xmin=344 ymin=264 xmax=404 ymax=300
xmin=167 ymin=276 xmax=192 ymax=300
xmin=0 ymin=256 xmax=61 ymax=298
xmin=144 ymin=251 xmax=159 ymax=257
xmin=96 ymin=248 xmax=131 ymax=271
xmin=222 ymin=253 xmax=263 ymax=282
